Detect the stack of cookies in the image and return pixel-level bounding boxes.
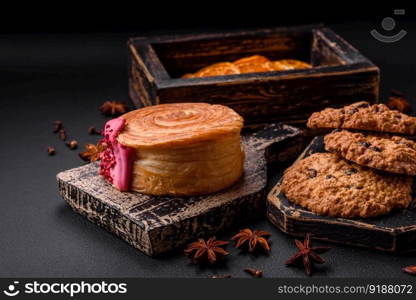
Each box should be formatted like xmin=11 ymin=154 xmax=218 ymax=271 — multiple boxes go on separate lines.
xmin=281 ymin=101 xmax=416 ymax=218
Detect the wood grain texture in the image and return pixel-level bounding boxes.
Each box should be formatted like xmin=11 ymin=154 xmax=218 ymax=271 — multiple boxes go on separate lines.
xmin=127 ymin=26 xmax=380 ymax=126
xmin=267 ymin=136 xmax=416 ymax=253
xmin=57 ymin=123 xmax=303 ymax=256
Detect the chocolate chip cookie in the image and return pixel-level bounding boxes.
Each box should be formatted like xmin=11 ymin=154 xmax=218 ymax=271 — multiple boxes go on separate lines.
xmin=324 ymin=130 xmax=416 ymax=175
xmin=281 ymin=153 xmax=413 ymax=218
xmin=307 ymin=101 xmax=416 ymax=135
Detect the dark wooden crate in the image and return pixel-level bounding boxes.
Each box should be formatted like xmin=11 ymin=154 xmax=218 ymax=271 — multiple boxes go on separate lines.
xmin=267 ymin=136 xmax=416 ymax=253
xmin=128 ymin=25 xmax=380 ymax=126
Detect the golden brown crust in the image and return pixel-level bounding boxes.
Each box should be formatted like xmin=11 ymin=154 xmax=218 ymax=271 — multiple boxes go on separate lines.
xmin=265 ymin=61 xmax=292 ymax=71
xmin=281 ymin=153 xmax=413 ymax=218
xmin=324 ymin=130 xmax=416 ymax=175
xmin=130 ymin=135 xmax=244 ymax=196
xmin=277 ymin=59 xmax=312 ymax=69
xmin=117 ymin=103 xmax=244 ymax=196
xmin=182 ymin=55 xmax=311 ymax=78
xmin=118 ymin=103 xmax=243 ymax=149
xmin=193 ymin=62 xmax=240 ymax=77
xmin=233 ymin=55 xmax=272 ymax=73
xmin=307 ymin=101 xmax=416 ymax=135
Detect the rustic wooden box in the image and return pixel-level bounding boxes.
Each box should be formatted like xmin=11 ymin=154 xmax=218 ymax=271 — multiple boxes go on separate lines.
xmin=128 ymin=25 xmax=380 ymax=126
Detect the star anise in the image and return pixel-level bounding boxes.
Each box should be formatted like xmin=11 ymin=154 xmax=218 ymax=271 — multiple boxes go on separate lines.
xmin=231 ymin=228 xmax=271 ymax=252
xmin=99 ymin=101 xmax=128 ymax=116
xmin=79 ymin=141 xmax=106 ymax=162
xmin=184 ymin=237 xmax=229 ymax=264
xmin=286 ymin=233 xmax=331 ymax=276
xmin=387 ymin=96 xmax=411 ymax=113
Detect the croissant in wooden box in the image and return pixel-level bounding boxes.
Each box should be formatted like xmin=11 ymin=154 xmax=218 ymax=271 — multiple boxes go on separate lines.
xmin=99 ymin=103 xmax=245 ymax=196
xmin=182 ymin=55 xmax=311 ymax=78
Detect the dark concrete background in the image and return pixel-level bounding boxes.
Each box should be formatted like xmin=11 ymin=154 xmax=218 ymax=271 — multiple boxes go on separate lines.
xmin=1 ymin=20 xmax=416 ymax=278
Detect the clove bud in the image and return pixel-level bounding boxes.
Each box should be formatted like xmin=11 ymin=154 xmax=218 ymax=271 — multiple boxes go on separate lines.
xmin=244 ymin=268 xmax=263 ymax=278
xmin=66 ymin=140 xmax=78 ymax=150
xmin=59 ymin=129 xmax=67 ymax=141
xmin=88 ymin=126 xmax=101 ymax=135
xmin=53 ymin=120 xmax=63 ymax=133
xmin=47 ymin=146 xmax=55 ymax=156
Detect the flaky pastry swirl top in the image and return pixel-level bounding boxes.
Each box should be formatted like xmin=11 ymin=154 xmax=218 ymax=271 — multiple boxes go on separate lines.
xmin=117 ymin=103 xmax=244 ymax=148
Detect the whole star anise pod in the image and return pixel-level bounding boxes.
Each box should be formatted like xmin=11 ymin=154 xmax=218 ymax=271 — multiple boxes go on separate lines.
xmin=387 ymin=96 xmax=411 ymax=113
xmin=99 ymin=101 xmax=128 ymax=116
xmin=79 ymin=141 xmax=106 ymax=162
xmin=231 ymin=228 xmax=271 ymax=252
xmin=184 ymin=237 xmax=229 ymax=264
xmin=286 ymin=233 xmax=331 ymax=276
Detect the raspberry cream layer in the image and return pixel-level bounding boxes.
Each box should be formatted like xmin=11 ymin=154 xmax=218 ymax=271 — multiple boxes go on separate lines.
xmin=101 ymin=103 xmax=245 ymax=196
xmin=99 ymin=117 xmax=135 ymax=191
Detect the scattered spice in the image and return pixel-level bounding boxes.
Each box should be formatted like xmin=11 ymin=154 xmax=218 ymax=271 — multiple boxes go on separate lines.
xmin=59 ymin=129 xmax=67 ymax=141
xmin=387 ymin=96 xmax=411 ymax=113
xmin=244 ymin=268 xmax=263 ymax=278
xmin=52 ymin=120 xmax=63 ymax=133
xmin=66 ymin=140 xmax=78 ymax=150
xmin=88 ymin=126 xmax=102 ymax=135
xmin=286 ymin=233 xmax=331 ymax=276
xmin=184 ymin=237 xmax=229 ymax=264
xmin=100 ymin=101 xmax=128 ymax=116
xmin=210 ymin=274 xmax=232 ymax=279
xmin=47 ymin=146 xmax=55 ymax=156
xmin=231 ymin=228 xmax=271 ymax=252
xmin=403 ymin=265 xmax=416 ymax=275
xmin=79 ymin=142 xmax=106 ymax=162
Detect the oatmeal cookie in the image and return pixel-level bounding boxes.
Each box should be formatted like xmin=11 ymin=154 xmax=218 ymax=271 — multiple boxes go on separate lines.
xmin=281 ymin=153 xmax=413 ymax=218
xmin=307 ymin=101 xmax=416 ymax=135
xmin=324 ymin=130 xmax=416 ymax=175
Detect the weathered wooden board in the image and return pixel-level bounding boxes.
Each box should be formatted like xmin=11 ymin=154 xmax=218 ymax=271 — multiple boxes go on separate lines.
xmin=128 ymin=25 xmax=380 ymax=126
xmin=267 ymin=136 xmax=416 ymax=253
xmin=57 ymin=123 xmax=303 ymax=256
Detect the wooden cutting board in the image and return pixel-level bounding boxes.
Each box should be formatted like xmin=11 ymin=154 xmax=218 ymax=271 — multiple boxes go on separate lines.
xmin=267 ymin=136 xmax=416 ymax=253
xmin=57 ymin=123 xmax=303 ymax=256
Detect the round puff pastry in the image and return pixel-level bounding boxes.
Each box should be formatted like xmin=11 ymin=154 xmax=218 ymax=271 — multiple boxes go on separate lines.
xmin=118 ymin=103 xmax=245 ymax=196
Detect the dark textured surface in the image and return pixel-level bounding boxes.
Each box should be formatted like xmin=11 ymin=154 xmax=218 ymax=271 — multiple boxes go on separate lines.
xmin=2 ymin=21 xmax=416 ymax=278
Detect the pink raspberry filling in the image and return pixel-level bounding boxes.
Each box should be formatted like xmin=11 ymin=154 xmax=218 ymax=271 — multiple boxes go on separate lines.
xmin=99 ymin=117 xmax=135 ymax=191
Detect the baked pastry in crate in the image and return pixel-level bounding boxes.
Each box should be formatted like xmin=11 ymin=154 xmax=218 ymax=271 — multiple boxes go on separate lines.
xmin=99 ymin=103 xmax=245 ymax=196
xmin=183 ymin=55 xmax=311 ymax=78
